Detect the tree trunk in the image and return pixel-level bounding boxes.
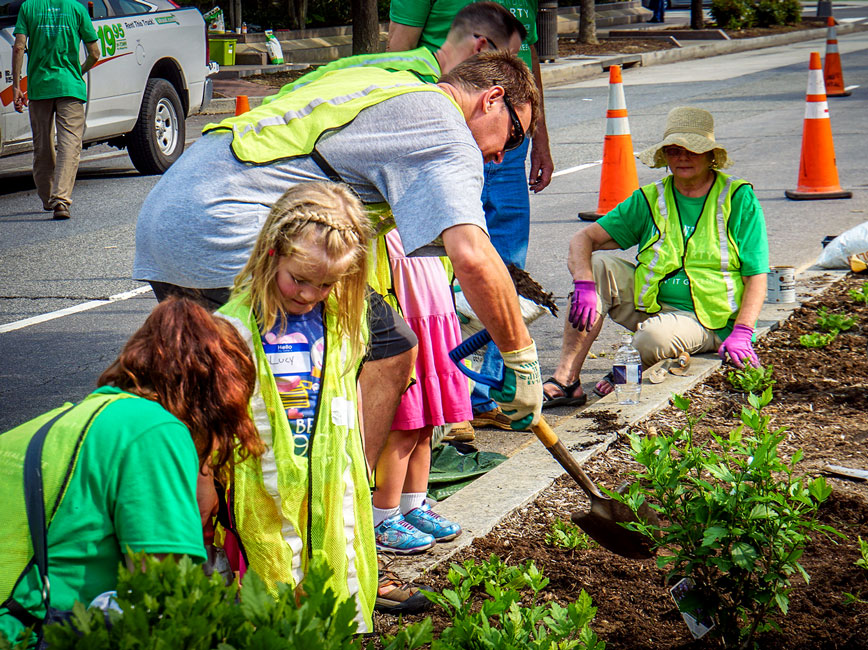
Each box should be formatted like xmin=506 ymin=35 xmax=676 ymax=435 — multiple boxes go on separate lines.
xmin=287 ymin=0 xmax=307 ymax=31
xmin=690 ymin=0 xmax=705 ymax=29
xmin=579 ymin=0 xmax=598 ymax=45
xmin=352 ymin=0 xmax=380 ymax=54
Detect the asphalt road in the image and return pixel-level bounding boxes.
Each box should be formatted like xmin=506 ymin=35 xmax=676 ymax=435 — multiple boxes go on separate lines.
xmin=1 ymin=29 xmax=867 ymax=431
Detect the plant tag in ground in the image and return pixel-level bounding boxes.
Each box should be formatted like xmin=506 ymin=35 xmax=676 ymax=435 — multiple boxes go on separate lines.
xmin=669 ymin=578 xmax=715 ymax=640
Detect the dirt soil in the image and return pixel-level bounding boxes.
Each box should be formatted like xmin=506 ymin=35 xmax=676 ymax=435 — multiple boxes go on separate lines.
xmin=375 ymin=274 xmax=868 ymax=648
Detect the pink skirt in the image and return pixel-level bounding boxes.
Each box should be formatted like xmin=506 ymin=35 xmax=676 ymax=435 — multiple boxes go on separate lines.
xmin=386 ymin=231 xmax=472 ymax=430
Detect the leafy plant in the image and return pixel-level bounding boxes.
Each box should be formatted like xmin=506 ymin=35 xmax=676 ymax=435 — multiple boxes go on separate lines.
xmin=816 ymin=306 xmax=856 ymax=332
xmin=799 ymin=331 xmax=837 ymax=348
xmin=5 ymin=554 xmax=430 ymax=650
xmin=754 ymin=0 xmax=801 ymax=26
xmin=613 ymin=390 xmax=842 ymax=648
xmin=849 ymin=281 xmax=868 ymax=304
xmin=710 ymin=0 xmax=755 ymax=29
xmin=727 ymin=364 xmax=776 ymax=394
xmin=546 ymin=519 xmax=597 ymax=551
xmin=843 ymin=536 xmax=868 ymax=606
xmin=424 ymin=556 xmax=605 ymax=650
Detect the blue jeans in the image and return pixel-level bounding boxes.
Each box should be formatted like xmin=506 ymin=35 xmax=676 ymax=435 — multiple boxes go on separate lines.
xmin=472 ymin=139 xmax=531 ymax=415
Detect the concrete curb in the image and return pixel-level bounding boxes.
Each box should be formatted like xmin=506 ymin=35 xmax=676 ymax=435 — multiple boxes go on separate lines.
xmin=199 ymin=22 xmax=868 ymax=114
xmin=540 ymin=21 xmax=868 ymax=88
xmin=391 ymin=267 xmax=849 ymax=584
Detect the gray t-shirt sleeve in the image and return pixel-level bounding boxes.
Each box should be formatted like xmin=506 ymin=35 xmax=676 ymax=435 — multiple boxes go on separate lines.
xmin=316 ymin=91 xmax=488 ymax=255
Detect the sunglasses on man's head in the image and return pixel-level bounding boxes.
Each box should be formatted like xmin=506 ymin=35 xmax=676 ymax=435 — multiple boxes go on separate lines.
xmin=502 ymin=96 xmax=525 ymax=153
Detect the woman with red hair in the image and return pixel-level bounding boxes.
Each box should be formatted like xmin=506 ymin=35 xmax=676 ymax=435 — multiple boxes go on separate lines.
xmin=0 ymin=298 xmax=262 ymax=646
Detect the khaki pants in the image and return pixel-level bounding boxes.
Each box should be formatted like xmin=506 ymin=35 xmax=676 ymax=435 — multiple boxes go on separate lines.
xmin=592 ymin=254 xmax=723 ymax=367
xmin=29 ymin=97 xmax=86 ymax=209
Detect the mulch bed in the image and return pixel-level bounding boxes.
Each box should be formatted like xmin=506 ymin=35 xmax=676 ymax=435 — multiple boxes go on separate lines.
xmin=375 ymin=273 xmax=868 ymax=648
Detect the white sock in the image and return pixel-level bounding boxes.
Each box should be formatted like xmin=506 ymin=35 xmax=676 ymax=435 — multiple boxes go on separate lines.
xmin=400 ymin=492 xmax=426 ymax=515
xmin=372 ymin=505 xmax=400 ymax=527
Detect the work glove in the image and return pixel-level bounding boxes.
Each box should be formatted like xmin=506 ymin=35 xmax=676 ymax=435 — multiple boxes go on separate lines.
xmin=569 ymin=280 xmax=598 ymax=331
xmin=718 ymin=324 xmax=760 ymax=369
xmin=490 ymin=341 xmax=542 ymax=431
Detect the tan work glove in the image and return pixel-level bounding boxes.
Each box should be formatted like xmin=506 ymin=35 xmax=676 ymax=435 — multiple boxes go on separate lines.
xmin=490 ymin=341 xmax=542 ymax=431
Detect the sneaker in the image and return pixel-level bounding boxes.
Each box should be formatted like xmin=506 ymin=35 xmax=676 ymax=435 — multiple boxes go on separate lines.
xmin=470 ymin=406 xmax=514 ymax=431
xmin=374 ymin=514 xmax=435 ymax=554
xmin=375 ymin=554 xmax=433 ymax=615
xmin=404 ymin=502 xmax=462 ymax=542
xmin=442 ymin=421 xmax=475 ymax=442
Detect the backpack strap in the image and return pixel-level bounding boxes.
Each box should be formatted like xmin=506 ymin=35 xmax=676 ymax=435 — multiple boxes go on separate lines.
xmin=23 ymin=406 xmax=73 ymax=613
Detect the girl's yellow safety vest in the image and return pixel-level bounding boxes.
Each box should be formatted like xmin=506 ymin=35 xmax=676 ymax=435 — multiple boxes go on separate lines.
xmin=217 ymin=292 xmax=376 ymax=632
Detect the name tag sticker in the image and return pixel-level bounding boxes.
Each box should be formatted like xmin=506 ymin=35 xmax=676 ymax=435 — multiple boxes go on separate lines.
xmin=331 ymin=397 xmax=356 ymax=429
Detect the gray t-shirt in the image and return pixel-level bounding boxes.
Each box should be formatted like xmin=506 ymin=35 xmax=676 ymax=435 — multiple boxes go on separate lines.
xmin=133 ymin=91 xmax=487 ymax=289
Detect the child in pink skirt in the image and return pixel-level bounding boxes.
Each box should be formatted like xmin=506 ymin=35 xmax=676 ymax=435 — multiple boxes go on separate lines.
xmin=371 ymin=230 xmax=471 ymax=554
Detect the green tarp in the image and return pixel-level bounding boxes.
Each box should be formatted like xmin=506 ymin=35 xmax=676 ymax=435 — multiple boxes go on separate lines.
xmin=427 ymin=443 xmax=507 ymax=502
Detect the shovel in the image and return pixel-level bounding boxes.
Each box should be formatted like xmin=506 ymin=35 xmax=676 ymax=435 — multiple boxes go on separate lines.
xmin=449 ymin=330 xmax=658 ymax=560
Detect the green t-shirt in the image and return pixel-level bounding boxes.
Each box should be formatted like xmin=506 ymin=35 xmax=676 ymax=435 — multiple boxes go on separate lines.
xmin=389 ymin=0 xmax=538 ymax=69
xmin=14 ymin=0 xmax=98 ymax=102
xmin=0 ymin=387 xmax=205 ymax=645
xmin=597 ymin=178 xmax=769 ymax=337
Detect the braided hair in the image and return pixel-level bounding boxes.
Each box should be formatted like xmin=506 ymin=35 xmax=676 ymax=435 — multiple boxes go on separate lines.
xmin=232 ymin=182 xmax=372 ymax=371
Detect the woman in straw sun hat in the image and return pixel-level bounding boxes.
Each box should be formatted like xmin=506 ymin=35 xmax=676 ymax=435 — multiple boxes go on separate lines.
xmin=542 ymin=106 xmax=769 ymax=408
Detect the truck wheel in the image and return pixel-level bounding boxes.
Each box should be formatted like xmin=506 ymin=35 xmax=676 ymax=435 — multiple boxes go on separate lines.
xmin=127 ymin=78 xmax=186 ymax=175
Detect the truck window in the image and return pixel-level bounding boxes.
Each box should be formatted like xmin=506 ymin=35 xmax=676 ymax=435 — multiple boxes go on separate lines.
xmin=109 ymin=0 xmax=156 ymax=17
xmin=76 ymin=0 xmax=109 ymax=18
xmin=0 ymin=0 xmax=24 ymax=26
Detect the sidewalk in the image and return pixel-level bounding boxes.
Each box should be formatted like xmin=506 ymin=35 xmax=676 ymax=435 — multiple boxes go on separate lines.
xmin=204 ymin=15 xmax=868 ymax=114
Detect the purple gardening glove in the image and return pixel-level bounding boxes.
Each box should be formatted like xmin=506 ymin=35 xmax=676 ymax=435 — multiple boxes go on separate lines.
xmin=569 ymin=280 xmax=598 ymax=331
xmin=718 ymin=324 xmax=760 ymax=369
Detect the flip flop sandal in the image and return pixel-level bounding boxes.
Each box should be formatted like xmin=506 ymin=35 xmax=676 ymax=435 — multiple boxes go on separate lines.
xmin=542 ymin=377 xmax=588 ymax=409
xmin=593 ymin=371 xmax=615 ymax=398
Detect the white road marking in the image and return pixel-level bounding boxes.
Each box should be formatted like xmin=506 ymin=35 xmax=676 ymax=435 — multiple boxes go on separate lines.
xmin=1 ymin=139 xmax=199 ymax=174
xmin=844 ymin=84 xmax=860 ymax=91
xmin=552 ymin=160 xmax=602 ymax=177
xmin=0 ymin=285 xmax=153 ymax=334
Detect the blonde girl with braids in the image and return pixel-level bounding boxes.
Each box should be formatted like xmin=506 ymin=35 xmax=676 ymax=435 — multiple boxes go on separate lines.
xmin=217 ymin=182 xmax=380 ymax=630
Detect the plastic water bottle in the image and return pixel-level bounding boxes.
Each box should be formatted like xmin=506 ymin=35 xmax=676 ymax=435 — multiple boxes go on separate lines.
xmin=613 ymin=334 xmax=642 ymax=405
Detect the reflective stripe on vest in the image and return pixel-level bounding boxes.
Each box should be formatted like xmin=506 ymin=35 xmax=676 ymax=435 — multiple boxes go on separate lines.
xmin=635 ymin=173 xmax=748 ymax=329
xmin=217 ymin=294 xmax=375 ymax=631
xmin=262 ymin=47 xmax=441 ymax=105
xmin=203 ymin=67 xmax=460 ymax=166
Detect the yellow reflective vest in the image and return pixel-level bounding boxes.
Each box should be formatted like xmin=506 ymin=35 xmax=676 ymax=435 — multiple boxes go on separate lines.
xmin=217 ymin=293 xmax=376 ymax=632
xmin=635 ymin=172 xmax=750 ymax=330
xmin=204 ymin=66 xmax=462 ymax=304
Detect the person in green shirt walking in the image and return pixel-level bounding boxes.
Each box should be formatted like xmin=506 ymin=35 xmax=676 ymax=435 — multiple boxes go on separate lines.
xmin=541 ymin=107 xmax=769 ymax=408
xmin=12 ymin=0 xmax=100 ymax=220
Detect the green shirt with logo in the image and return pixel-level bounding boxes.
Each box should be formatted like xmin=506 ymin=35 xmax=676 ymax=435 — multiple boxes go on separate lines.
xmin=389 ymin=0 xmax=538 ymax=69
xmin=14 ymin=0 xmax=98 ymax=102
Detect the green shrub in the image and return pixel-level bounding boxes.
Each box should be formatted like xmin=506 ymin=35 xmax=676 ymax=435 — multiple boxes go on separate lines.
xmin=727 ymin=364 xmax=776 ymax=394
xmin=779 ymin=0 xmax=802 ymax=24
xmin=425 ymin=556 xmax=605 ymax=650
xmin=0 ymin=555 xmax=431 ymax=650
xmin=849 ymin=281 xmax=868 ymax=304
xmin=799 ymin=331 xmax=837 ymax=348
xmin=711 ymin=0 xmax=755 ymax=29
xmin=614 ymin=390 xmax=842 ymax=648
xmin=546 ymin=519 xmax=598 ymax=550
xmin=816 ymin=306 xmax=856 ymax=332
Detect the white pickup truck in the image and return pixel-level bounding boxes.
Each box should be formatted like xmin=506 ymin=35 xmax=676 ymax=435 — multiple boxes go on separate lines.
xmin=0 ymin=0 xmax=216 ymax=173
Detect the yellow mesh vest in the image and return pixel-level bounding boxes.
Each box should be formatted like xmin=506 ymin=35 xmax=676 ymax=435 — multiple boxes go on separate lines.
xmin=217 ymin=293 xmax=376 ymax=632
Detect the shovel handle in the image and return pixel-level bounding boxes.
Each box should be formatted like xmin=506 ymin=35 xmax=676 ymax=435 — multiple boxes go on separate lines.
xmin=532 ymin=417 xmax=606 ymax=500
xmin=447 ymin=329 xmax=505 ymax=391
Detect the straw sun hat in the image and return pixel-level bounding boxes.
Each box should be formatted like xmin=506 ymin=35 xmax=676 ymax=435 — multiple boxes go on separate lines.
xmin=638 ymin=106 xmax=733 ymax=170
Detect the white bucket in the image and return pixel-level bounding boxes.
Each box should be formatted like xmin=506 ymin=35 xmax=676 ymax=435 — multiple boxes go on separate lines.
xmin=766 ymin=266 xmax=796 ymax=303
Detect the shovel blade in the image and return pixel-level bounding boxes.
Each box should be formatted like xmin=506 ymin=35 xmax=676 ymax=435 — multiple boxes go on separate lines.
xmin=570 ymin=496 xmax=658 ymax=560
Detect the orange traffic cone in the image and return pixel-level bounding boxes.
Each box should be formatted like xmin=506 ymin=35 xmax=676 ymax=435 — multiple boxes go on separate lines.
xmin=823 ymin=17 xmax=850 ymax=97
xmin=235 ymin=94 xmax=250 ymax=116
xmin=785 ymin=52 xmax=851 ymax=201
xmin=578 ymin=65 xmax=639 ymax=222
